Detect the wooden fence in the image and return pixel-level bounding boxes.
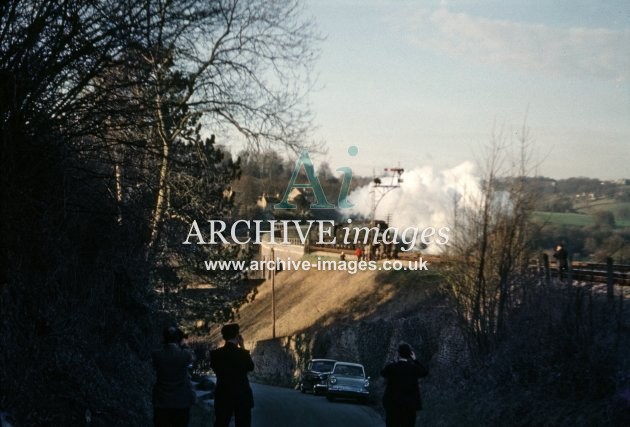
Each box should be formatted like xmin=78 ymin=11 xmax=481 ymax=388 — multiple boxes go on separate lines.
xmin=306 ymin=244 xmax=630 ymax=288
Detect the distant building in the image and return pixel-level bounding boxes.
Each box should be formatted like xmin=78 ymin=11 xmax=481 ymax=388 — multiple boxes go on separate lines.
xmin=575 ymin=192 xmax=596 ymax=200
xmin=256 ymin=188 xmax=310 ymax=211
xmin=223 ymin=186 xmax=236 ymax=203
xmin=256 ymin=192 xmax=281 ymax=211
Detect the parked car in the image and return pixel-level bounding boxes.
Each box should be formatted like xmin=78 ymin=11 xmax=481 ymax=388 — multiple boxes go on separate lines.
xmin=326 ymin=361 xmax=370 ymax=402
xmin=299 ymin=359 xmax=337 ymax=394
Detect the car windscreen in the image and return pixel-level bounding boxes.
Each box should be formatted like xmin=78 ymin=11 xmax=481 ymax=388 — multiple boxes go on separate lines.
xmin=333 ymin=365 xmax=364 ymax=377
xmin=311 ymin=361 xmax=335 ymax=372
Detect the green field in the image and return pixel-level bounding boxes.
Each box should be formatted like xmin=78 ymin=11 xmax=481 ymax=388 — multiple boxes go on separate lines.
xmin=533 ymin=197 xmax=630 ymax=228
xmin=574 ymin=199 xmax=630 ymax=215
xmin=533 ymin=210 xmax=630 ymax=228
xmin=533 ymin=211 xmax=593 ymax=226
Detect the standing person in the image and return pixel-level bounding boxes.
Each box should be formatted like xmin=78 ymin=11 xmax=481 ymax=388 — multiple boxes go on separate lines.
xmin=553 ymin=243 xmax=569 ymax=280
xmin=152 ymin=326 xmax=196 ymax=427
xmin=211 ymin=324 xmax=255 ymax=427
xmin=355 ymin=246 xmax=363 ymax=261
xmin=381 ymin=343 xmax=428 ymax=427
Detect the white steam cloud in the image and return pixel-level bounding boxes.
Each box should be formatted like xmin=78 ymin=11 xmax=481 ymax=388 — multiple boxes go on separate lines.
xmin=347 ymin=161 xmax=482 ymax=252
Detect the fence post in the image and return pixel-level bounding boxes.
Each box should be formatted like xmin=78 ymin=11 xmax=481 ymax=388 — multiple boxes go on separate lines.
xmin=567 ymin=254 xmax=573 ymax=289
xmin=607 ymin=256 xmax=614 ymax=301
xmin=542 ymin=253 xmax=550 ymax=286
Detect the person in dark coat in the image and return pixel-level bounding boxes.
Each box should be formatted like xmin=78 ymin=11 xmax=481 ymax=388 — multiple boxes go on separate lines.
xmin=381 ymin=343 xmax=428 ymax=427
xmin=152 ymin=326 xmax=196 ymax=427
xmin=553 ymin=244 xmax=569 ymax=280
xmin=211 ymin=323 xmax=255 ymax=427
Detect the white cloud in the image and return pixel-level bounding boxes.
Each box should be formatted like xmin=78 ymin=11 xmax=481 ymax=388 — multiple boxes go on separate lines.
xmin=406 ymin=8 xmax=630 ymax=81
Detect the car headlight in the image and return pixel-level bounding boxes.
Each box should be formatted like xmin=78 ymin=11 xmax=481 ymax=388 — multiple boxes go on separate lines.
xmin=364 ymin=379 xmax=370 ymax=388
xmin=329 ymin=376 xmax=337 ymax=384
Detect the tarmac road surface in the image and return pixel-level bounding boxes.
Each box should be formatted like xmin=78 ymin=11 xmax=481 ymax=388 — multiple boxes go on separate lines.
xmin=251 ymin=383 xmax=385 ymax=427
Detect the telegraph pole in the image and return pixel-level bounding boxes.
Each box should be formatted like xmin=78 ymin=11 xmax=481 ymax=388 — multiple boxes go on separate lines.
xmin=370 ymin=166 xmax=404 ymax=225
xmin=271 ymin=247 xmax=276 ymax=339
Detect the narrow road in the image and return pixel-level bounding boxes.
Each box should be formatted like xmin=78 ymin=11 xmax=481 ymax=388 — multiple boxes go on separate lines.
xmin=251 ymin=383 xmax=384 ymax=427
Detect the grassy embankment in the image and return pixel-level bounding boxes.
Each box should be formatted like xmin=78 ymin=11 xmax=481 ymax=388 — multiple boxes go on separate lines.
xmin=214 ymin=255 xmax=442 ymax=346
xmin=207 ymin=253 xmax=630 ymax=426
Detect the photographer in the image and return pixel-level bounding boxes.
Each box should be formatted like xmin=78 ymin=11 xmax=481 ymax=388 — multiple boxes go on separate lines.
xmin=381 ymin=343 xmax=428 ymax=427
xmin=210 ymin=323 xmax=255 ymax=427
xmin=152 ymin=326 xmax=196 ymax=427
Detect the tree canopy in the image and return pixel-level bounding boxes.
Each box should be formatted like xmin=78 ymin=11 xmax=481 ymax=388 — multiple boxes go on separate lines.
xmin=0 ymin=0 xmax=319 ymax=424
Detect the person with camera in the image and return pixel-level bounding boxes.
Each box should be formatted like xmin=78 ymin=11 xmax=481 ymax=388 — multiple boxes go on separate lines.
xmin=152 ymin=326 xmax=196 ymax=427
xmin=381 ymin=342 xmax=428 ymax=427
xmin=210 ymin=323 xmax=255 ymax=427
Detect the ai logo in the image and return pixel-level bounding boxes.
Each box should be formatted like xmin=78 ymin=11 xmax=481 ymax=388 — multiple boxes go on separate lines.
xmin=274 ymin=148 xmax=357 ymax=210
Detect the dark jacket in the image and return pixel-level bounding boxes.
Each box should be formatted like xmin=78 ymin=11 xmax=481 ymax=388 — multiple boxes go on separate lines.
xmin=210 ymin=342 xmax=255 ymax=408
xmin=381 ymin=359 xmax=428 ymax=410
xmin=152 ymin=343 xmax=195 ymax=408
xmin=553 ymin=248 xmax=569 ymax=269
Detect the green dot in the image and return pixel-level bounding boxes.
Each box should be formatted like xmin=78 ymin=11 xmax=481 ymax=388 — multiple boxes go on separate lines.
xmin=348 ymin=146 xmax=358 ymax=156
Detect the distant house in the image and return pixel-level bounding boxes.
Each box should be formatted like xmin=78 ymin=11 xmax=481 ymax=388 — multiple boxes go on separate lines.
xmin=575 ymin=192 xmax=596 ymax=200
xmin=256 ymin=192 xmax=281 ymax=211
xmin=223 ymin=186 xmax=236 ymax=203
xmin=256 ymin=188 xmax=310 ymax=211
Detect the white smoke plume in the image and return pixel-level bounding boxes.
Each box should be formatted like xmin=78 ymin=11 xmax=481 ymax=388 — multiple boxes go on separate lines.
xmin=346 ymin=161 xmax=483 ymax=252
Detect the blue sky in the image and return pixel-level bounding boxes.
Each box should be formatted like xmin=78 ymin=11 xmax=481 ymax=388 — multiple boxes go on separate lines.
xmin=304 ymin=0 xmax=629 ymax=179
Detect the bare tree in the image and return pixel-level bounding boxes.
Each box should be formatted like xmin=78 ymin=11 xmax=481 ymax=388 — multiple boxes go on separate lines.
xmin=446 ymin=125 xmax=539 ymax=352
xmin=87 ymin=0 xmax=320 ymax=250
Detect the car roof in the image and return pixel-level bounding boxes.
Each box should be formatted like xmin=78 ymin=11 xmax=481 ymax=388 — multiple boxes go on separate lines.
xmin=333 ymin=361 xmax=364 ymax=368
